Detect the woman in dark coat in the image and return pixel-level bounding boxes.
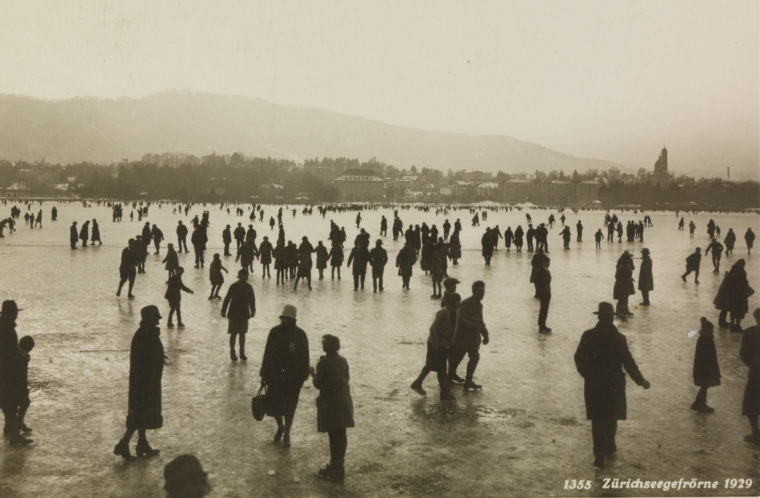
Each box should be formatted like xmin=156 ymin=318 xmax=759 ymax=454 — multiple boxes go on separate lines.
xmin=79 ymin=220 xmax=90 ymax=248
xmin=114 ymin=305 xmax=164 ymax=460
xmin=449 ymin=229 xmax=462 ymax=265
xmin=315 ymin=241 xmax=328 ymax=280
xmin=260 ymin=305 xmax=309 ymax=448
xmin=310 ymin=334 xmax=354 ymax=482
xmin=692 ymin=318 xmax=720 ymax=412
xmin=638 ymin=248 xmax=653 ymax=306
xmin=613 ymin=251 xmax=635 ymax=318
xmin=162 ymin=243 xmax=179 ymax=278
xmin=294 ymin=237 xmax=314 ymax=290
xmin=91 ymin=219 xmax=102 ymax=246
xmin=713 ymin=259 xmax=754 ymax=331
xmin=328 ymin=243 xmax=344 ymax=280
xmin=396 ymin=243 xmax=417 ymax=290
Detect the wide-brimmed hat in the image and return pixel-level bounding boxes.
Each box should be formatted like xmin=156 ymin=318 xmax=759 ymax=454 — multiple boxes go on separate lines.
xmin=641 ymin=248 xmax=650 ymax=254
xmin=443 ymin=277 xmax=460 ymax=287
xmin=279 ymin=304 xmax=297 ymax=321
xmin=0 ymin=300 xmax=22 ymax=315
xmin=238 ymin=269 xmax=249 ymax=278
xmin=593 ymin=302 xmax=614 ymax=317
xmin=376 ymin=239 xmax=383 ymax=245
xmin=140 ymin=305 xmax=162 ymax=322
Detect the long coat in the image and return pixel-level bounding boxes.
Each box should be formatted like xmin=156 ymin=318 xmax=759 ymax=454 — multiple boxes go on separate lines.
xmin=0 ymin=317 xmax=20 ymax=407
xmin=396 ymin=246 xmax=417 ymax=277
xmin=127 ymin=324 xmax=164 ymax=429
xmin=693 ymin=333 xmax=721 ymax=387
xmin=637 ymin=255 xmax=653 ymax=291
xmin=313 ymin=353 xmax=354 ymax=433
xmin=613 ymin=256 xmax=635 ymax=299
xmin=741 ymin=325 xmax=760 ymax=415
xmin=574 ymin=322 xmax=646 ymax=420
xmin=713 ymin=267 xmax=753 ymax=318
xmin=260 ymin=323 xmax=310 ymax=416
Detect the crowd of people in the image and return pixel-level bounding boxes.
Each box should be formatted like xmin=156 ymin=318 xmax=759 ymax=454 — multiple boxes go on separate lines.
xmin=0 ymin=198 xmax=758 ymax=489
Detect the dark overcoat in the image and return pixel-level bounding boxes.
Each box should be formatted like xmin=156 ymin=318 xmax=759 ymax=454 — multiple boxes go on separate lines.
xmin=693 ymin=333 xmax=721 ymax=387
xmin=613 ymin=257 xmax=635 ymax=299
xmin=713 ymin=268 xmax=753 ymax=318
xmin=127 ymin=324 xmax=164 ymax=429
xmin=0 ymin=317 xmax=20 ymax=407
xmin=574 ymin=323 xmax=646 ymax=420
xmin=740 ymin=325 xmax=760 ymax=416
xmin=313 ymin=353 xmax=355 ymax=432
xmin=260 ymin=323 xmax=309 ymax=416
xmin=637 ymin=255 xmax=653 ymax=291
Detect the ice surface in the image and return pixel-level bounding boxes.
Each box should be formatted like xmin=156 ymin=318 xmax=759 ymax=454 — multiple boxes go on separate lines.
xmin=0 ymin=202 xmax=758 ymax=496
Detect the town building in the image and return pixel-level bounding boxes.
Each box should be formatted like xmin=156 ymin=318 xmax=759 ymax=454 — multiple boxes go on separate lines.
xmin=498 ymin=179 xmax=600 ymax=205
xmin=333 ymin=168 xmax=385 ymax=201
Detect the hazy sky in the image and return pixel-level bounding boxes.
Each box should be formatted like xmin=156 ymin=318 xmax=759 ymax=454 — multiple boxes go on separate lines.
xmin=1 ymin=0 xmax=757 ymax=177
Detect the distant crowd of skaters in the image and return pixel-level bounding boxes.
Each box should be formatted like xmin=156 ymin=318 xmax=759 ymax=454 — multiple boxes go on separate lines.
xmin=1 ymin=199 xmax=758 ymax=479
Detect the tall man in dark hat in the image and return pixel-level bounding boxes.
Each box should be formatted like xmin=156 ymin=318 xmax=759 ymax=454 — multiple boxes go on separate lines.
xmin=70 ymin=221 xmax=78 ymax=249
xmin=1 ymin=300 xmax=32 ymax=446
xmin=221 ymin=269 xmax=256 ymax=362
xmin=368 ymin=239 xmax=388 ymax=292
xmin=574 ymin=302 xmax=650 ymax=468
xmin=448 ymin=281 xmax=489 ymax=390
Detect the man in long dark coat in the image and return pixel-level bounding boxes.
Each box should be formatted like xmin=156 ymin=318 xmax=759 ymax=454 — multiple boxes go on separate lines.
xmin=534 ymin=260 xmax=551 ymax=333
xmin=70 ymin=221 xmax=78 ymax=249
xmin=638 ymin=248 xmax=653 ymax=306
xmin=346 ymin=243 xmax=370 ymax=291
xmin=222 ymin=269 xmax=256 ymax=362
xmin=1 ymin=300 xmax=32 ymax=446
xmin=740 ymin=308 xmax=760 ymax=445
xmin=368 ymin=239 xmax=388 ymax=292
xmin=574 ymin=302 xmax=650 ymax=468
xmin=113 ymin=305 xmax=164 ymax=460
xmin=396 ymin=243 xmax=417 ymax=290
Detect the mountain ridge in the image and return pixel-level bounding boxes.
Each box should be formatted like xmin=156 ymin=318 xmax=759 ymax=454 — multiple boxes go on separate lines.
xmin=0 ymin=91 xmax=625 ymax=174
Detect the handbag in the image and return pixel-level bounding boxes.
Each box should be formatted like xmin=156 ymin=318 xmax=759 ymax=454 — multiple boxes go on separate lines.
xmin=251 ymin=384 xmax=268 ymax=421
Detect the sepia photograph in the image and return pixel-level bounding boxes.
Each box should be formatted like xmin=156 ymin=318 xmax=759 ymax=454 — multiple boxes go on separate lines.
xmin=0 ymin=1 xmax=758 ymax=496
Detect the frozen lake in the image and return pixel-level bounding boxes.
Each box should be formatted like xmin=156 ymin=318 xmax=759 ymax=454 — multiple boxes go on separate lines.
xmin=0 ymin=201 xmax=759 ymax=497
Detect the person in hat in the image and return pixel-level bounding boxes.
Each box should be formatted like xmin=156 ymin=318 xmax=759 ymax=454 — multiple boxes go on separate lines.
xmin=448 ymin=281 xmax=489 ymax=390
xmin=346 ymin=241 xmax=370 ymax=291
xmin=634 ymin=247 xmax=653 ymax=306
xmin=69 ymin=221 xmax=78 ymax=249
xmin=114 ymin=305 xmax=165 ymax=460
xmin=0 ymin=300 xmax=32 ymax=446
xmin=533 ymin=256 xmax=552 ymax=333
xmin=681 ymin=247 xmax=702 ymax=284
xmin=13 ymin=336 xmax=34 ymax=436
xmin=411 ymin=292 xmax=460 ymax=400
xmin=691 ymin=317 xmax=720 ymax=413
xmin=164 ymin=454 xmax=210 ymax=497
xmin=259 ymin=305 xmax=309 ymax=447
xmin=221 ymin=269 xmax=256 ymax=362
xmin=208 ymin=253 xmax=228 ymax=300
xmin=574 ymin=302 xmax=650 ymax=468
xmin=293 ymin=236 xmax=315 ymax=291
xmin=713 ymin=259 xmax=753 ymax=332
xmin=441 ymin=277 xmax=460 ymax=305
xmin=740 ymin=308 xmax=760 ymax=445
xmin=315 ymin=240 xmax=329 ymax=280
xmin=310 ymin=334 xmax=355 ymax=482
xmin=165 ymin=267 xmax=193 ymax=329
xmin=368 ymin=239 xmax=388 ymax=292
xmin=613 ymin=251 xmax=635 ymax=318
